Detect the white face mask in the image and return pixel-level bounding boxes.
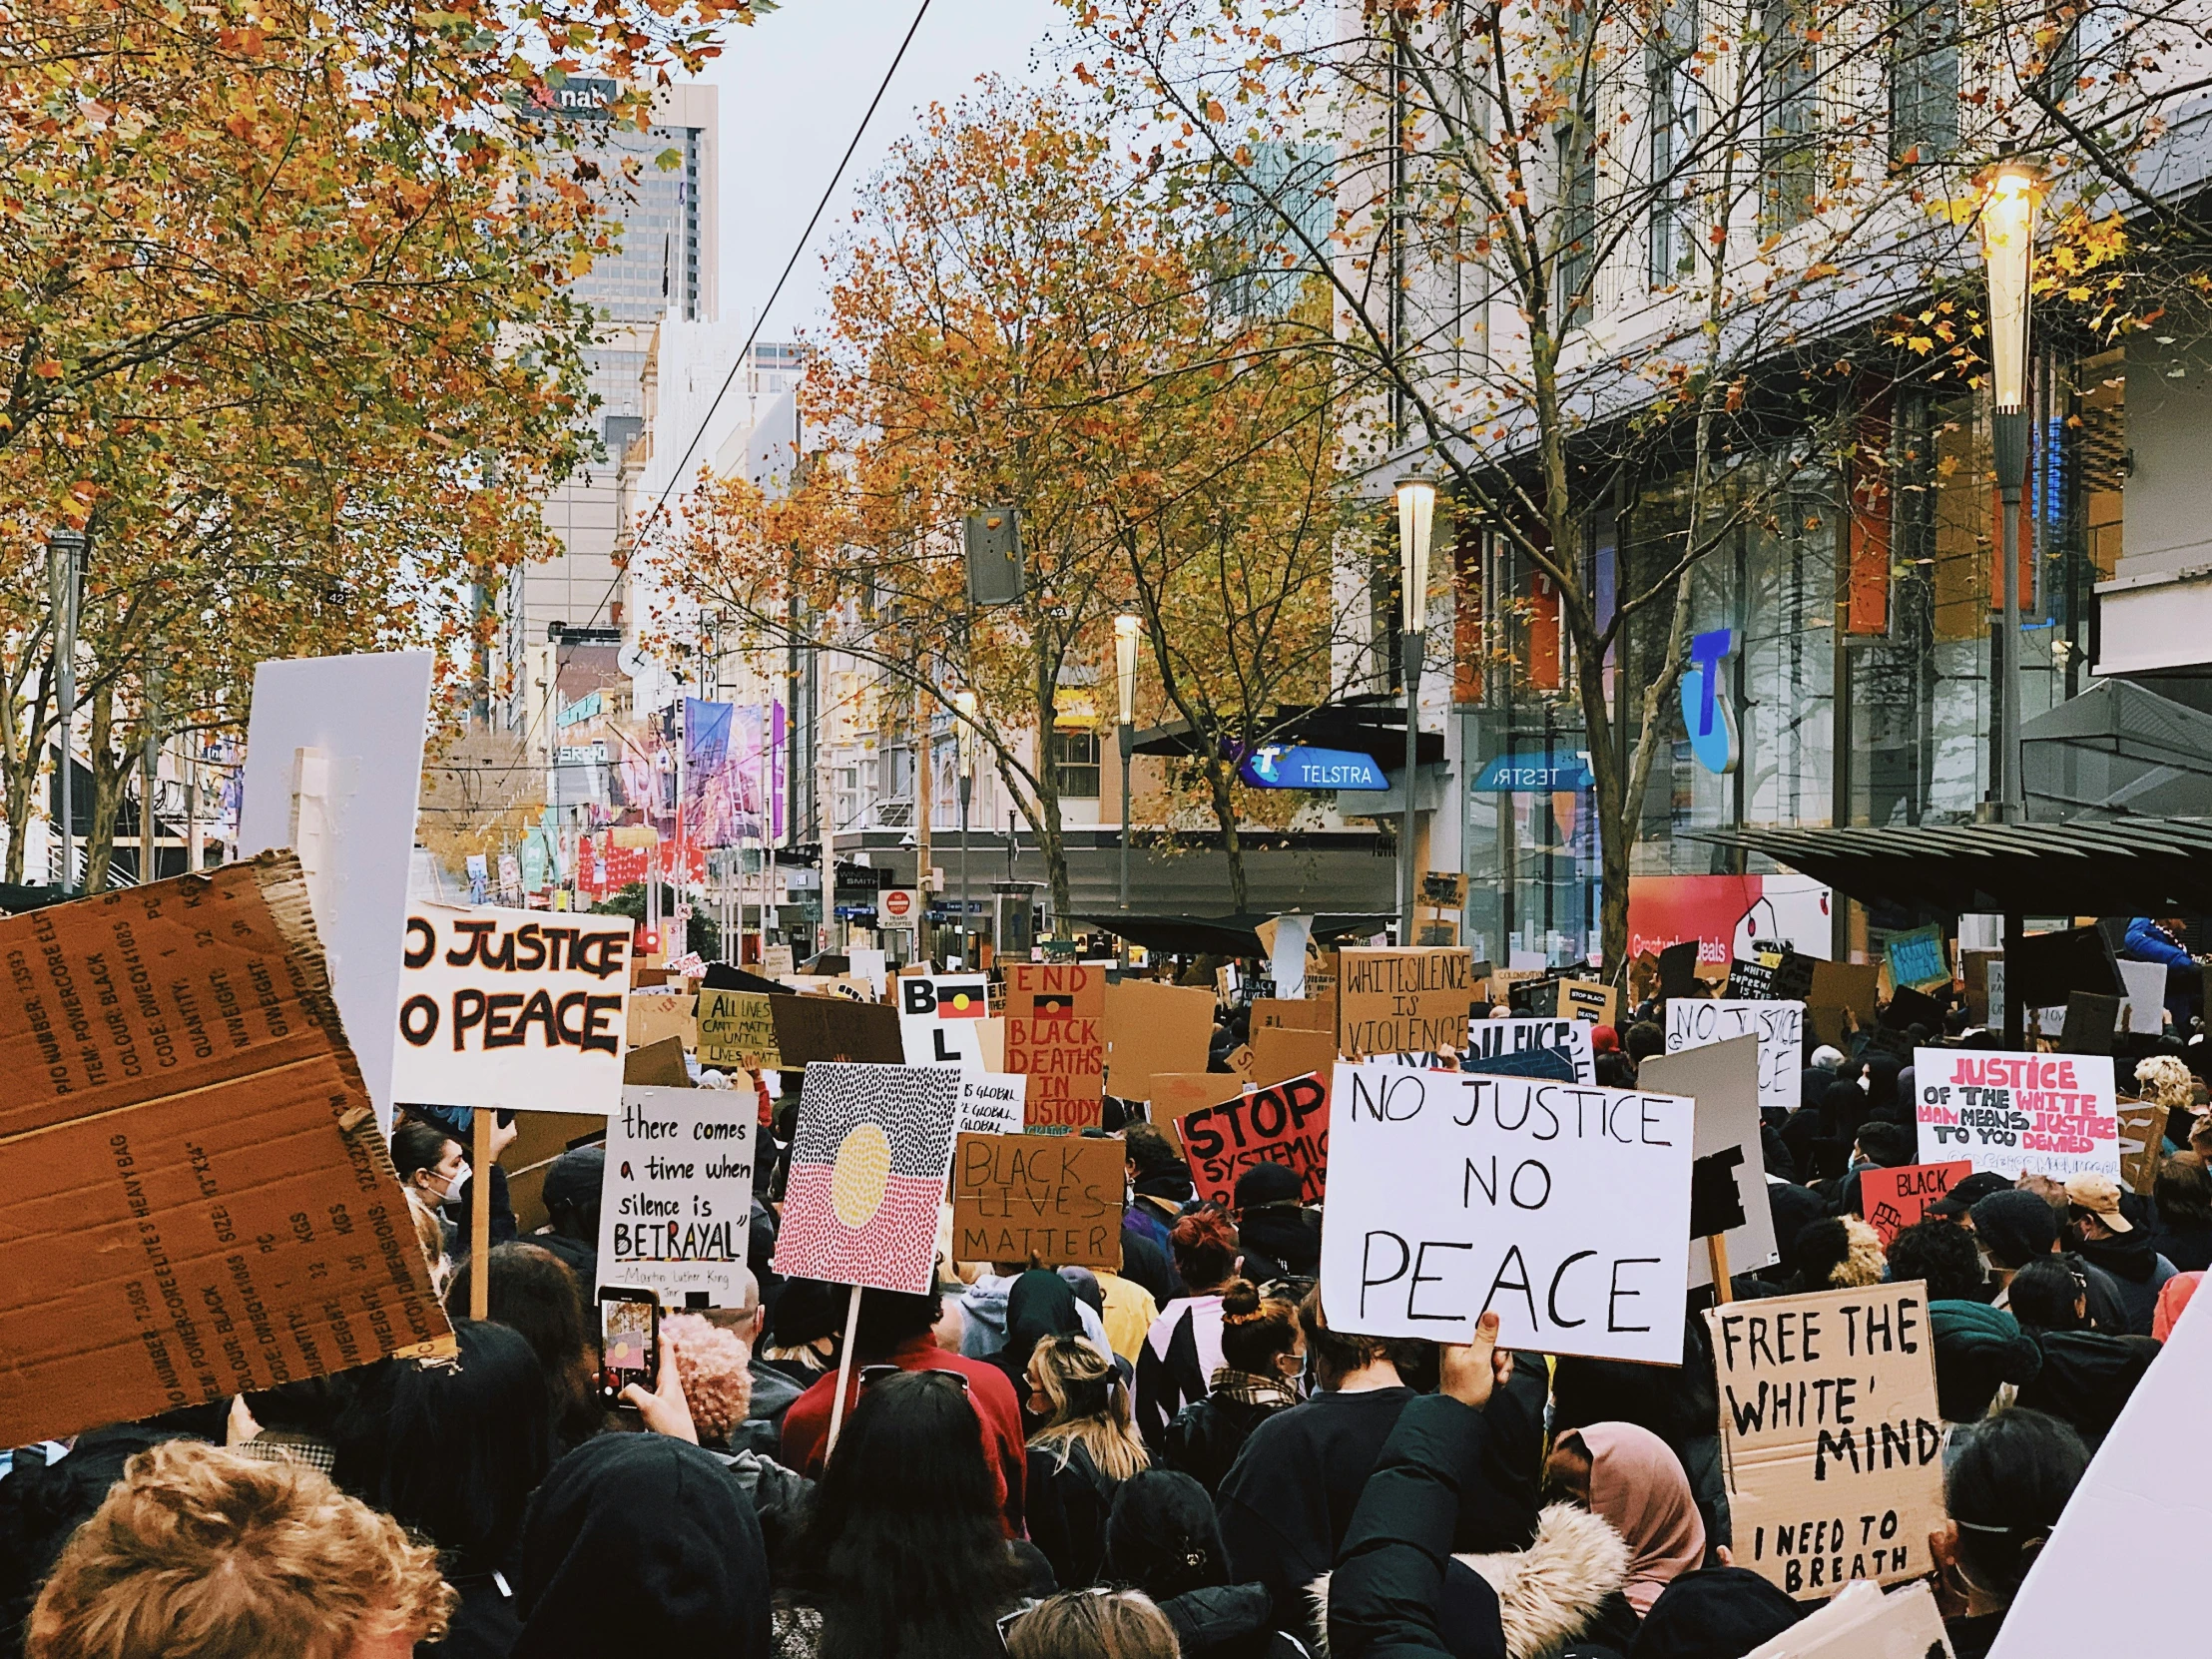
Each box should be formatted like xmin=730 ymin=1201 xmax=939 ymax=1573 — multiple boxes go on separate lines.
xmin=426 ymin=1163 xmax=469 ymax=1205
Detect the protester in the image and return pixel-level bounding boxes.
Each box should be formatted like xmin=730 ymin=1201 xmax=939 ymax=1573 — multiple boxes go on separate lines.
xmin=2149 ymin=1156 xmax=2212 ymax=1272
xmin=1124 ymin=1123 xmax=1196 ymax=1302
xmin=1003 ymin=1589 xmax=1181 ymax=1659
xmin=2006 ymin=1257 xmax=2160 ymax=1449
xmin=1548 ymin=1336 xmax=1728 ymax=1556
xmin=2152 ymin=1269 xmax=2200 ymax=1338
xmin=331 ymin=1321 xmax=553 ymax=1656
xmin=1233 ymin=1162 xmax=1322 ymax=1284
xmin=1968 ymin=1189 xmax=2129 ymax=1333
xmin=1104 ymin=1472 xmax=1311 ymax=1658
xmin=981 ymin=1269 xmax=1090 ymax=1419
xmin=1161 ymin=1278 xmax=1304 ymax=1496
xmin=1626 ymin=1569 xmax=1806 ymax=1659
xmin=775 ymin=1371 xmax=1047 ymax=1657
xmin=25 ymin=1439 xmax=453 ymax=1659
xmin=1024 ymin=1332 xmax=1151 ymax=1589
xmin=0 ymin=1424 xmax=191 ymax=1650
xmin=780 ymin=1285 xmax=1029 ymax=1535
xmin=756 ymin=1278 xmax=845 ymax=1393
xmin=393 ymin=1118 xmax=465 ymax=1282
xmin=529 ymin=1146 xmax=603 ymax=1288
xmin=699 ymin=1266 xmax=803 ymax=1453
xmin=1072 ymin=1263 xmax=1162 ymax=1366
xmin=1927 ymin=1300 xmax=2042 ymax=1430
xmin=230 ymin=1377 xmax=345 ymax=1472
xmin=1780 ymin=1215 xmax=1885 ymax=1291
xmin=1137 ymin=1210 xmax=1243 ymax=1445
xmin=445 ymin=1242 xmax=601 ymax=1450
xmin=1934 ymin=1409 xmax=2091 ymax=1659
xmin=1217 ymin=1290 xmax=1543 ymax=1638
xmin=2063 ymin=1172 xmax=2177 ymax=1334
xmin=513 ymin=1434 xmax=771 ymax=1659
xmin=963 ymin=1262 xmax=1115 ymax=1372
xmin=1543 ymin=1423 xmax=1705 ymax=1623
xmin=1884 ymin=1217 xmax=1988 ymax=1303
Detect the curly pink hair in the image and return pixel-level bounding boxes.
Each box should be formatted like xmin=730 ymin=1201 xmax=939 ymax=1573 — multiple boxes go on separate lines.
xmin=661 ymin=1314 xmax=753 ymax=1446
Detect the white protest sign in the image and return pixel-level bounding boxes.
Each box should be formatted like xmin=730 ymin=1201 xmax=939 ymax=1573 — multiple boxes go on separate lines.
xmin=391 ymin=904 xmax=631 ymax=1113
xmin=238 ymin=650 xmax=435 ymax=1132
xmin=1913 ymin=1046 xmax=2118 ymax=1182
xmin=897 ymin=973 xmax=990 ymax=1070
xmin=597 ymin=1085 xmax=758 ymax=1306
xmin=957 ymin=1071 xmax=1028 ymax=1136
xmin=1666 ymin=999 xmax=1804 ymax=1115
xmin=1465 ymin=1018 xmax=1596 ymax=1084
xmin=1639 ymin=1034 xmax=1779 ymax=1287
xmin=2117 ymin=957 xmax=2167 ymax=1035
xmin=1319 ymin=1059 xmax=1694 ymax=1364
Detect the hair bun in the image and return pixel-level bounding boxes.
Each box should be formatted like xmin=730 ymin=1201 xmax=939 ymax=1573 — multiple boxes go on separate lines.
xmin=1220 ymin=1278 xmax=1262 ymax=1321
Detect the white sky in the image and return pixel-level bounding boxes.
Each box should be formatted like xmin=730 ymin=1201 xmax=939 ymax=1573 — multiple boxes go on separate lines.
xmin=694 ymin=0 xmax=1069 ymax=342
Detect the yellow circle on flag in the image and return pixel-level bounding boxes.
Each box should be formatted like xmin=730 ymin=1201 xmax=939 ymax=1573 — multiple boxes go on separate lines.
xmin=831 ymin=1123 xmax=892 ymax=1228
xmin=948 ymin=992 xmax=973 ymax=1013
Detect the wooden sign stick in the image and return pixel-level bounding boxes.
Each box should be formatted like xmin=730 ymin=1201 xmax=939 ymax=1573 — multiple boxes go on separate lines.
xmin=824 ymin=1283 xmax=866 ymax=1458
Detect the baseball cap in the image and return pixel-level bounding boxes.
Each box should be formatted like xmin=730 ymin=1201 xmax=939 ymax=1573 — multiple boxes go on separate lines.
xmin=1929 ymin=1169 xmax=2012 ymax=1219
xmin=2064 ymin=1172 xmax=2132 ymax=1232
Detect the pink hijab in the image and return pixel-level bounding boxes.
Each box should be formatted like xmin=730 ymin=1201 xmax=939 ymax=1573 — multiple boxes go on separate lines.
xmin=1571 ymin=1422 xmax=1707 ymax=1617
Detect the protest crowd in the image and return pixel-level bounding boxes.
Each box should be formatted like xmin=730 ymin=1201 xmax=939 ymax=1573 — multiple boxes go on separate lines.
xmin=1 ymin=854 xmax=2199 ymax=1659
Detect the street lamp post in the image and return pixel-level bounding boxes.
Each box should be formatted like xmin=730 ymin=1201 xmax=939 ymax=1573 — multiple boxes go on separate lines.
xmin=1395 ymin=475 xmax=1436 ymax=944
xmin=1114 ymin=616 xmax=1140 ymax=942
xmin=1981 ymin=162 xmax=2038 ymax=822
xmin=955 ymin=689 xmax=977 ymax=967
xmin=47 ymin=528 xmax=85 ymax=893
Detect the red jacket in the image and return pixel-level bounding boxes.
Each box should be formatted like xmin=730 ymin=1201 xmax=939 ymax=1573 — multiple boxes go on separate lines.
xmin=780 ymin=1335 xmax=1027 ymax=1536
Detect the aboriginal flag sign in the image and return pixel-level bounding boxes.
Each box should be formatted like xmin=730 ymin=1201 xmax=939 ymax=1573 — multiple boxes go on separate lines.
xmin=773 ymin=1062 xmax=963 ymax=1293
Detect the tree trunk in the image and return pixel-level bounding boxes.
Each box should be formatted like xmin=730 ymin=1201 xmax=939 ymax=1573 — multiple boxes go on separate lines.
xmin=1206 ymin=760 xmax=1249 ymax=913
xmin=83 ymin=683 xmax=127 ymax=892
xmin=1 ymin=658 xmax=54 ymax=884
xmin=1030 ymin=645 xmax=1072 ymax=928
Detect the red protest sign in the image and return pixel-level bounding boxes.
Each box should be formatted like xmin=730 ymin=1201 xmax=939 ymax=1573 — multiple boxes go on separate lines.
xmin=1859 ymin=1160 xmax=1972 ymax=1247
xmin=1005 ymin=964 xmax=1105 ymax=1133
xmin=1172 ymin=1072 xmax=1330 ymax=1207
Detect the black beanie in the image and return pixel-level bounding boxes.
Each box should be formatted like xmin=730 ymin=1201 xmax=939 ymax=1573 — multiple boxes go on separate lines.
xmin=1628 ymin=1567 xmax=1806 ymax=1659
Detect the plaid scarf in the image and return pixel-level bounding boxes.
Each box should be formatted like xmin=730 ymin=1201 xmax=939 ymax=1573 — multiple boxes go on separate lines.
xmin=1208 ymin=1367 xmax=1298 ymax=1410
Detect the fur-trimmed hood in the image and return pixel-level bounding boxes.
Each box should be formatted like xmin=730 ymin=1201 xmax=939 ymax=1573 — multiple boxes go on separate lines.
xmin=1307 ymin=1503 xmax=1630 ymax=1659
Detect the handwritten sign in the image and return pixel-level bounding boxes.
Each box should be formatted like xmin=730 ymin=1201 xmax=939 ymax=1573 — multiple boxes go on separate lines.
xmin=1666 ymin=999 xmax=1805 ymax=1115
xmin=1004 ymin=964 xmax=1105 ymax=1132
xmin=1706 ymin=1283 xmax=1946 ymax=1600
xmin=1857 ymin=1161 xmax=1971 ymax=1247
xmin=1318 ymin=1060 xmax=1694 ymax=1364
xmin=1173 ymin=1072 xmax=1330 ymax=1206
xmin=696 ymin=988 xmax=779 ymax=1071
xmin=1464 ymin=1018 xmax=1596 ymax=1084
xmin=897 ymin=974 xmax=990 ymax=1071
xmin=956 ymin=1071 xmax=1027 ymax=1137
xmin=1338 ymin=948 xmax=1476 ymax=1056
xmin=1912 ymin=1047 xmax=2119 ymax=1182
xmin=1556 ymin=979 xmax=1617 ymax=1026
xmin=1884 ymin=926 xmax=1949 ymax=993
xmin=951 ymin=1132 xmax=1123 ymax=1268
xmin=596 ymin=1085 xmax=758 ymax=1306
xmin=392 ymin=904 xmax=631 ymax=1112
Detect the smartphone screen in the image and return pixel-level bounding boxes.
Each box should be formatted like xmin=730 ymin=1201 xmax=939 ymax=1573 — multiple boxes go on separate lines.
xmin=597 ymin=1290 xmax=658 ymax=1405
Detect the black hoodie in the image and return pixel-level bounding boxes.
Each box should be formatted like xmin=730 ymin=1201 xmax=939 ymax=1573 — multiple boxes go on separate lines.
xmin=513 ymin=1435 xmax=772 ymax=1659
xmin=1160 ymin=1583 xmax=1313 ymax=1659
xmin=2071 ymin=1230 xmax=2177 ymax=1336
xmin=2014 ymin=1329 xmax=2160 ymax=1450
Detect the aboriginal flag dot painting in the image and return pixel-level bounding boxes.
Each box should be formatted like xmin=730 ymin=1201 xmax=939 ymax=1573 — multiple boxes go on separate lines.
xmin=773 ymin=1062 xmax=962 ymax=1293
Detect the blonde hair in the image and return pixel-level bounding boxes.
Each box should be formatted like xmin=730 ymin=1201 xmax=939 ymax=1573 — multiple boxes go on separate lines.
xmin=1831 ymin=1215 xmax=1888 ymax=1288
xmin=662 ymin=1312 xmax=754 ymax=1446
xmin=1005 ymin=1589 xmax=1178 ymax=1659
xmin=1027 ymin=1333 xmax=1149 ymax=1484
xmin=28 ymin=1440 xmax=451 ymax=1659
xmin=2135 ymin=1054 xmax=2196 ymax=1111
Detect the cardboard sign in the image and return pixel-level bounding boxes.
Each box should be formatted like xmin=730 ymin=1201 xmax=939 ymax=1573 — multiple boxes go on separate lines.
xmin=1005 ymin=963 xmax=1105 ymax=1132
xmin=2117 ymin=957 xmax=2168 ymax=1036
xmin=627 ymin=990 xmax=698 ymax=1054
xmin=597 ymin=1085 xmax=758 ymax=1306
xmin=1857 ymin=1161 xmax=1972 ymax=1247
xmin=1254 ymin=996 xmax=1333 ymax=1033
xmin=696 ymin=988 xmax=781 ymax=1071
xmin=2117 ymin=1102 xmax=2164 ymax=1195
xmin=0 ymin=855 xmax=450 ymax=1446
xmin=773 ymin=1062 xmax=963 ymax=1293
xmin=1808 ymin=960 xmax=1879 ymax=1024
xmin=1103 ymin=978 xmax=1215 ymax=1102
xmin=762 ymin=944 xmax=797 ymax=978
xmin=956 ymin=1071 xmax=1028 ymax=1137
xmin=238 ymin=650 xmax=435 ymax=1133
xmin=624 ymin=1035 xmax=692 ymax=1088
xmin=950 ymin=1131 xmax=1123 ymax=1268
xmin=1638 ymin=1035 xmax=1780 ymax=1287
xmin=1252 ymin=1021 xmax=1338 ymax=1090
xmin=391 ymin=904 xmax=631 ymax=1113
xmin=1706 ymin=1282 xmax=1946 ymax=1600
xmin=1728 ymin=958 xmax=1777 ymax=1000
xmin=772 ymin=993 xmax=903 ymax=1067
xmin=896 ymin=974 xmax=990 ymax=1071
xmin=1420 ymin=870 xmax=1468 ymax=908
xmin=1338 ymin=947 xmax=1476 ymax=1056
xmin=1464 ymin=1017 xmax=1596 ymax=1085
xmin=1884 ymin=925 xmax=1949 ymax=993
xmin=1556 ymin=978 xmax=1618 ymax=1026
xmin=1174 ymin=1072 xmax=1330 ymax=1206
xmin=1318 ymin=1060 xmax=1694 ymax=1363
xmin=1913 ymin=1047 xmax=2119 ymax=1182
xmin=1666 ymin=999 xmax=1805 ymax=1115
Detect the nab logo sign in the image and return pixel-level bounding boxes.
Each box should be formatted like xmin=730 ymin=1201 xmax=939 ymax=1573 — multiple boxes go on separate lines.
xmin=1679 ymin=628 xmax=1740 ymax=776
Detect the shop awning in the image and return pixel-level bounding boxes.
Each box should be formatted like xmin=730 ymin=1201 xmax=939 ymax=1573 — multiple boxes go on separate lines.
xmin=1690 ymin=818 xmax=2212 ymax=914
xmin=1074 ymin=911 xmax=1394 ymax=956
xmin=1131 ymin=697 xmax=1446 ymax=770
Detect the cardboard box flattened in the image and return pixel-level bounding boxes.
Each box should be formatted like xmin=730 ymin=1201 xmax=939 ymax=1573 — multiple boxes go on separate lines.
xmin=0 ymin=854 xmax=449 ymax=1445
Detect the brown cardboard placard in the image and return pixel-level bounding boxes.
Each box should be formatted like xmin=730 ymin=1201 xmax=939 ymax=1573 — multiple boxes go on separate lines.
xmin=626 ymin=990 xmax=697 ymax=1053
xmin=1337 ymin=947 xmax=1476 ymax=1055
xmin=1808 ymin=959 xmax=1880 ymax=1025
xmin=1252 ymin=996 xmax=1333 ymax=1032
xmin=697 ymin=987 xmax=782 ymax=1071
xmin=0 ymin=854 xmax=451 ymax=1447
xmin=1419 ymin=870 xmax=1468 ymax=908
xmin=950 ymin=1131 xmax=1123 ymax=1269
xmin=1103 ymin=979 xmax=1215 ymax=1102
xmin=770 ymin=993 xmax=902 ymax=1067
xmin=1149 ymin=1073 xmax=1235 ymax=1143
xmin=622 ymin=1035 xmax=693 ymax=1088
xmin=1005 ymin=963 xmax=1105 ymax=1133
xmin=505 ymin=1110 xmax=612 ymax=1236
xmin=2118 ymin=1102 xmax=2166 ymax=1195
xmin=1172 ymin=1072 xmax=1329 ymax=1206
xmin=1251 ymin=1022 xmax=1338 ymax=1090
xmin=1705 ymin=1281 xmax=1945 ymax=1601
xmin=1556 ymin=978 xmax=1618 ymax=1026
